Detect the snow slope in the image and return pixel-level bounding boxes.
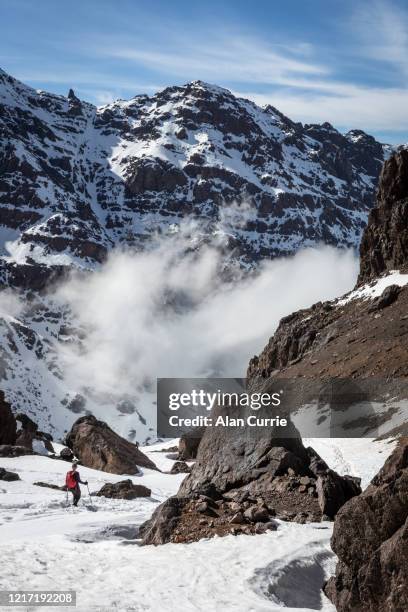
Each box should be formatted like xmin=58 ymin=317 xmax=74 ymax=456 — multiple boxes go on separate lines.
xmin=338 ymin=269 xmax=408 ymax=305
xmin=0 ymin=437 xmax=395 ymax=612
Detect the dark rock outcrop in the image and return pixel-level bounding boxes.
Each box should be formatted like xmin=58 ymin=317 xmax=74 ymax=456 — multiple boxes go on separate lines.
xmin=170 ymin=461 xmax=191 ymax=474
xmin=59 ymin=447 xmax=75 ymax=462
xmin=247 ymin=282 xmax=408 ymax=384
xmin=0 ymin=391 xmax=16 ymax=445
xmin=368 ymin=283 xmax=401 ymax=311
xmin=15 ymin=412 xmax=38 ymax=449
xmin=316 ymin=472 xmax=361 ymax=520
xmin=13 ymin=413 xmax=54 ymax=453
xmin=96 ymin=479 xmax=151 ymax=499
xmin=141 ymin=406 xmax=360 ymax=545
xmin=0 ymin=445 xmax=33 ymax=457
xmin=139 ymin=497 xmax=189 ymax=545
xmin=178 ymin=429 xmax=203 ymax=460
xmin=359 ymin=148 xmax=408 ymax=284
xmin=324 ymin=439 xmax=408 ymax=612
xmin=0 ymin=467 xmax=20 ymax=481
xmin=65 ymin=415 xmax=157 ymax=474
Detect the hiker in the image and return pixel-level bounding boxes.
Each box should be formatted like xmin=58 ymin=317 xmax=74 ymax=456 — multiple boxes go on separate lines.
xmin=65 ymin=462 xmax=88 ymax=506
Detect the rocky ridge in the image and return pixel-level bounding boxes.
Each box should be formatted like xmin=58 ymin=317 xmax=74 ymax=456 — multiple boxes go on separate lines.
xmin=0 ymin=67 xmax=391 ymax=286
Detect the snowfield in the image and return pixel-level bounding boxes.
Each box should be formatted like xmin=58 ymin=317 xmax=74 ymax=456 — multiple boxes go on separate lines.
xmin=0 ymin=438 xmax=395 ymax=612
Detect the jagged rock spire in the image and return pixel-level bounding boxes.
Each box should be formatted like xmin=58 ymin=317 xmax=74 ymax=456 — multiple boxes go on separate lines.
xmin=358 ymin=148 xmax=408 ymax=284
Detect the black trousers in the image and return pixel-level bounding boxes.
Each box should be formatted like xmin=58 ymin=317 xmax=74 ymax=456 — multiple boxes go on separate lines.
xmin=69 ymin=486 xmax=81 ymax=506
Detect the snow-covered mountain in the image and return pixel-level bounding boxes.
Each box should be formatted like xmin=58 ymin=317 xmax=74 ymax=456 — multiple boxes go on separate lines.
xmin=0 ymin=67 xmax=391 ymax=285
xmin=0 ymin=68 xmax=394 ymax=442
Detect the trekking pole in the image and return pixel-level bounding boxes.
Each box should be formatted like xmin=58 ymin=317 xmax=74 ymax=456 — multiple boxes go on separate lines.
xmin=87 ymin=484 xmax=92 ymax=503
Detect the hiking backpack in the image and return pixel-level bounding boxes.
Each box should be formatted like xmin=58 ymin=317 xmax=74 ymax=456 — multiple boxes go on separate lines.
xmin=65 ymin=470 xmax=77 ymax=489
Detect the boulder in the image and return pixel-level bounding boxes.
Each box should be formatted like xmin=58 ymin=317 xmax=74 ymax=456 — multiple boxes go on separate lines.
xmin=170 ymin=461 xmax=191 ymax=474
xmin=0 ymin=467 xmax=20 ymax=481
xmin=0 ymin=445 xmax=33 ymax=457
xmin=244 ymin=505 xmax=270 ymax=523
xmin=96 ymin=479 xmax=151 ymax=500
xmin=324 ymin=439 xmax=408 ymax=612
xmin=13 ymin=413 xmax=53 ymax=453
xmin=65 ymin=416 xmax=157 ymax=474
xmin=0 ymin=391 xmax=16 ymax=444
xmin=369 ymin=284 xmax=401 ymax=312
xmin=178 ymin=404 xmax=310 ymax=498
xmin=306 ymin=447 xmax=362 ymax=518
xmin=229 ymin=511 xmax=245 ymax=524
xmin=59 ymin=447 xmax=75 ymax=462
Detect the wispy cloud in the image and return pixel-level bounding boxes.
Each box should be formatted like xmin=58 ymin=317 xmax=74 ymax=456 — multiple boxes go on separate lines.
xmin=235 ymin=86 xmax=408 ymax=134
xmin=99 ymin=33 xmax=328 ymax=85
xmin=351 ymin=0 xmax=408 ymax=78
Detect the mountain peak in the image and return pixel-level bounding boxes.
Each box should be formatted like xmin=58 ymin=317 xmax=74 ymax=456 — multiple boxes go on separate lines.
xmin=184 ymin=80 xmax=232 ymax=95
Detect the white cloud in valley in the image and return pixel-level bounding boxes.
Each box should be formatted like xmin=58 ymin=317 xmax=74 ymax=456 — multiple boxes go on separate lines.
xmin=56 ymin=232 xmax=359 ymax=405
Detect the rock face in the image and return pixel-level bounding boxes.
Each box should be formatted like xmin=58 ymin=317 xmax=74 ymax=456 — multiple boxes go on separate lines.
xmin=324 ymin=439 xmax=408 ymax=612
xmin=247 ymin=281 xmax=408 ymax=387
xmin=65 ymin=416 xmax=157 ymax=474
xmin=359 ymin=148 xmax=408 ymax=284
xmin=139 ymin=497 xmax=190 ymax=545
xmin=96 ymin=479 xmax=151 ymax=499
xmin=0 ymin=391 xmax=16 ymax=445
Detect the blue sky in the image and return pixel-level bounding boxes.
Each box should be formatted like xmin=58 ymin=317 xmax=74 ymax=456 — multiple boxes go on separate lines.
xmin=1 ymin=0 xmax=408 ymax=143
